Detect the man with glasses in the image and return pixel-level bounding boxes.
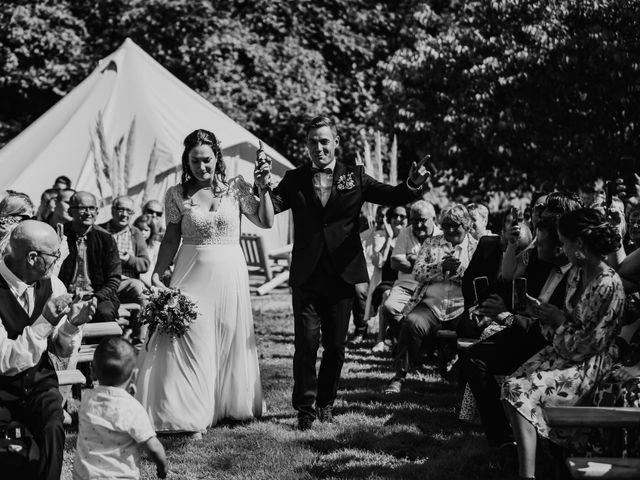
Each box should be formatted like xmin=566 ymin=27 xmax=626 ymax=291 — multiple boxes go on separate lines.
xmin=100 ymin=197 xmax=150 ymax=340
xmin=379 ymin=200 xmax=439 ymax=348
xmin=0 ymin=220 xmax=96 ymax=480
xmin=59 ymin=192 xmax=122 ymax=324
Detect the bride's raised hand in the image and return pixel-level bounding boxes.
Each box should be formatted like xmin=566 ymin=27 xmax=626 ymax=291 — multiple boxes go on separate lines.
xmin=254 ymin=141 xmax=272 ymax=190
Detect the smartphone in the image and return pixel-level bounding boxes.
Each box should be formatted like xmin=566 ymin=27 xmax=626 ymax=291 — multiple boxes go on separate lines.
xmin=618 ymin=156 xmax=637 ymax=196
xmin=56 ymin=222 xmax=64 ymax=240
xmin=512 ymin=277 xmax=528 ymax=313
xmin=473 ymin=276 xmax=491 ymax=305
xmin=503 ymin=207 xmax=519 ymax=230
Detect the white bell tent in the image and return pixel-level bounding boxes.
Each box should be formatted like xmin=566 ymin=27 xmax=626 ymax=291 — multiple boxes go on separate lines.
xmin=0 ymin=38 xmax=294 ymax=248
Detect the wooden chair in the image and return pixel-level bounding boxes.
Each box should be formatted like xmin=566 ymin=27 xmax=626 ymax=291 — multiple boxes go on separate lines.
xmin=240 ymin=233 xmax=292 ymax=294
xmin=545 ymin=406 xmax=640 ymax=478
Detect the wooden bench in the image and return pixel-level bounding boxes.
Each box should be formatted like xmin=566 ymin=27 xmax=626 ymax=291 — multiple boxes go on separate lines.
xmin=56 ymin=369 xmax=86 ymax=386
xmin=545 ymin=406 xmax=640 ymax=478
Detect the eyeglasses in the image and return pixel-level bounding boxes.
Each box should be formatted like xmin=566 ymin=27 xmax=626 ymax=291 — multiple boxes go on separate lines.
xmin=145 ymin=209 xmax=163 ymax=217
xmin=391 ymin=213 xmax=407 ymax=219
xmin=411 ymin=217 xmax=434 ymax=224
xmin=114 ymin=208 xmax=134 ymax=215
xmin=70 ymin=206 xmax=98 ymax=214
xmin=34 ymin=250 xmax=62 ymax=261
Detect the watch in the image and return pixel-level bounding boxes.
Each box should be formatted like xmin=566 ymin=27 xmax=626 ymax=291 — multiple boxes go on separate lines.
xmin=504 ymin=314 xmax=515 ymax=328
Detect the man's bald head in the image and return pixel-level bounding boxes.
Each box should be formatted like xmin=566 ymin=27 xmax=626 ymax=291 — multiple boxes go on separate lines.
xmin=9 ymin=220 xmax=59 ymax=257
xmin=69 ymin=191 xmax=97 ymax=209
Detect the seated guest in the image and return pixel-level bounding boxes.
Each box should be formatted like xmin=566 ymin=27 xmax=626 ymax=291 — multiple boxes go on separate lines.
xmin=133 ymin=214 xmax=160 ymax=289
xmin=100 ymin=196 xmax=150 ymax=306
xmin=384 ymin=204 xmax=477 ymax=393
xmin=376 ymin=201 xmax=439 ymax=352
xmin=0 ymin=220 xmax=96 ymax=480
xmin=460 ymin=211 xmax=574 ymax=452
xmin=53 ymin=175 xmax=72 ymax=191
xmin=467 ymin=203 xmax=492 ymax=239
xmin=351 ymin=205 xmax=389 ymax=343
xmin=502 ymin=208 xmax=625 ymax=480
xmin=0 ymin=191 xmax=36 ymax=253
xmin=501 ymin=191 xmax=583 ymax=280
xmin=365 ymin=206 xmax=408 ymax=349
xmin=59 ymin=192 xmax=122 ymax=323
xmin=141 ymin=199 xmax=165 ymax=242
xmin=47 ymin=188 xmax=76 ymax=228
xmin=36 ymin=188 xmax=59 ymax=222
xmin=624 ymin=204 xmax=640 ymax=254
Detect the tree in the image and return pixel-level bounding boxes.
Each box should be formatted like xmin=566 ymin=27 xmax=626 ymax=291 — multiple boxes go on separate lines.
xmin=383 ymin=0 xmax=640 ymax=190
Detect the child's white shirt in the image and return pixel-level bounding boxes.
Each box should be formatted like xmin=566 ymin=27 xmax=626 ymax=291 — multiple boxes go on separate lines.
xmin=73 ymin=384 xmax=156 ymax=480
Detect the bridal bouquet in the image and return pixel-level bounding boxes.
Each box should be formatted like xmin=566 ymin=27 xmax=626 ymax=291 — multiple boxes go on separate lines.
xmin=140 ymin=289 xmax=198 ymax=346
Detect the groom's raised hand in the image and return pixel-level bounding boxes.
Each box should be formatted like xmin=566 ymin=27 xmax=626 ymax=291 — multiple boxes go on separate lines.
xmin=408 ymin=155 xmax=436 ymax=188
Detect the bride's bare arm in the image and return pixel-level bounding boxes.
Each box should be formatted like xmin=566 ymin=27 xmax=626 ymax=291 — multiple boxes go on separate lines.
xmin=244 ymin=187 xmax=274 ymax=229
xmin=151 ymin=222 xmax=181 ymax=289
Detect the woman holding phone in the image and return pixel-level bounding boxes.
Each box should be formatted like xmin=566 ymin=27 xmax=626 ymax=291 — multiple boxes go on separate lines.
xmin=135 ymin=130 xmax=273 ymax=436
xmin=501 ymin=208 xmax=625 ymax=480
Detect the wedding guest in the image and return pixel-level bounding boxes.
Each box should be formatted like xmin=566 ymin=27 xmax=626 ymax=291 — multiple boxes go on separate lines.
xmin=47 ymin=188 xmax=76 ymax=228
xmin=366 ymin=206 xmax=408 ymax=350
xmin=0 ymin=220 xmax=96 ymax=480
xmin=134 ymin=214 xmax=160 ymax=289
xmin=624 ymin=204 xmax=640 ymax=254
xmin=270 ymin=115 xmax=430 ymax=430
xmin=376 ymin=201 xmax=438 ymax=350
xmin=384 ymin=204 xmax=477 ymax=393
xmin=351 ymin=205 xmax=389 ymax=343
xmin=36 ymin=188 xmax=59 ymax=222
xmin=73 ymin=337 xmax=167 ymax=480
xmin=142 ymin=199 xmax=166 ymax=242
xmin=0 ymin=191 xmax=36 ymax=253
xmin=53 ymin=175 xmax=72 ymax=191
xmin=100 ymin=196 xmax=150 ymax=305
xmin=59 ymin=192 xmax=122 ymax=323
xmin=502 ymin=208 xmax=625 ymax=480
xmin=467 ymin=203 xmax=492 ymax=239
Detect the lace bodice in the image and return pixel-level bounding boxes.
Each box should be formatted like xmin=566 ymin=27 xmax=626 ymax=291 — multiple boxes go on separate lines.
xmin=165 ymin=176 xmax=258 ymax=245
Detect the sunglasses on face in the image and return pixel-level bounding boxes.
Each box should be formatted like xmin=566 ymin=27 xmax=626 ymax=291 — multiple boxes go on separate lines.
xmin=145 ymin=209 xmax=163 ymax=217
xmin=441 ymin=221 xmax=462 ymax=230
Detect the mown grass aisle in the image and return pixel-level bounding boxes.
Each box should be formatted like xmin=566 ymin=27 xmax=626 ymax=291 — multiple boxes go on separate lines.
xmin=62 ymin=296 xmax=516 ymax=479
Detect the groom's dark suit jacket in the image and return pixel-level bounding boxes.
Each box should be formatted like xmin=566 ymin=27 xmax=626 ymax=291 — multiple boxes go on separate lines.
xmin=271 ymin=161 xmax=419 ymax=287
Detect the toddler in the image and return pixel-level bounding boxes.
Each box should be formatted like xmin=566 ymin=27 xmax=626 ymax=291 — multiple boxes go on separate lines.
xmin=73 ymin=337 xmax=167 ymax=479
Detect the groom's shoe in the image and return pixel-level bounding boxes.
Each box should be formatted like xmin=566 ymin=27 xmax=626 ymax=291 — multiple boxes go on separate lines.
xmin=297 ymin=415 xmax=315 ymax=431
xmin=317 ymin=405 xmax=333 ymax=423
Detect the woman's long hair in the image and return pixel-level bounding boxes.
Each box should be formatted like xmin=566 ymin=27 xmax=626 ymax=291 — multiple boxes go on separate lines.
xmin=180 ymin=129 xmax=226 ymax=198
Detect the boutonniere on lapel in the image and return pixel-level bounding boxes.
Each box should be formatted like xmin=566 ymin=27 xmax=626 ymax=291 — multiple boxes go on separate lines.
xmin=336 ymin=172 xmax=356 ymax=191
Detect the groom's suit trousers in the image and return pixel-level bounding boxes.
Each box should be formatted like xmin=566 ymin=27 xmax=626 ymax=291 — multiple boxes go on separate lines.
xmin=292 ymin=259 xmax=354 ymax=419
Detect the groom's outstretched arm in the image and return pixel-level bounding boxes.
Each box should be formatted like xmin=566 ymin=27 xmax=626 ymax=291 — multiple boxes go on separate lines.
xmin=361 ymin=169 xmax=422 ymax=207
xmin=270 ymin=171 xmax=293 ymax=215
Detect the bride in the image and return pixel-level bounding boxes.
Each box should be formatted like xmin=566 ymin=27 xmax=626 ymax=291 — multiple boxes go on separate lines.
xmin=135 ymin=129 xmax=273 ymax=434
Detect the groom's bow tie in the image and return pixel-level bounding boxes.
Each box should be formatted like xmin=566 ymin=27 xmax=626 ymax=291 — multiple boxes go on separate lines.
xmin=311 ymin=166 xmax=332 ymax=175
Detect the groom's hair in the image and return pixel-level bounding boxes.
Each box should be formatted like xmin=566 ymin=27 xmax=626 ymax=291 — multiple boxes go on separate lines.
xmin=93 ymin=337 xmax=137 ymax=386
xmin=305 ymin=116 xmax=337 ymax=138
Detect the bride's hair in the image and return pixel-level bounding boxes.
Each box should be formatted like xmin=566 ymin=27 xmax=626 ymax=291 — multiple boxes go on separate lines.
xmin=181 ymin=129 xmax=226 ymax=198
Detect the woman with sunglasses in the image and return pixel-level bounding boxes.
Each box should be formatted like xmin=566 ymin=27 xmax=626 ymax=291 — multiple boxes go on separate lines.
xmin=0 ymin=190 xmax=36 ymax=255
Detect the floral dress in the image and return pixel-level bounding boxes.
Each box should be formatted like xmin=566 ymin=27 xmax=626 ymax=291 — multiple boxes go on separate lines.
xmin=501 ymin=266 xmax=625 ymax=443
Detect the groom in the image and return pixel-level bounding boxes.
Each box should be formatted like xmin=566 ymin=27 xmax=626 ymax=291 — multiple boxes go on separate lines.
xmin=270 ymin=116 xmax=432 ymax=430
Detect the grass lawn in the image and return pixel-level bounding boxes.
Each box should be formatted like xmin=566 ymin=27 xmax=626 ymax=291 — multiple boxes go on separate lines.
xmin=60 ymin=294 xmax=524 ymax=480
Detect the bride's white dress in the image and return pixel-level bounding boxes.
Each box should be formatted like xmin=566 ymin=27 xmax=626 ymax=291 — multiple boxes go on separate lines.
xmin=135 ymin=177 xmax=263 ymax=432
